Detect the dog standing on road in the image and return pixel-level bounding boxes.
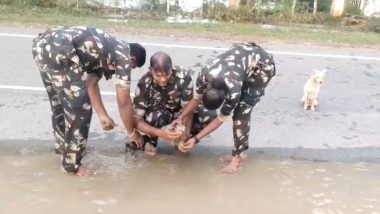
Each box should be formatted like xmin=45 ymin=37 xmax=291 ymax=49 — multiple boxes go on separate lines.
xmin=301 ymin=69 xmax=326 ymax=111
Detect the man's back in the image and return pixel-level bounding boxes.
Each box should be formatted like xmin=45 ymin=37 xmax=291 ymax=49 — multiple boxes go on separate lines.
xmin=203 ymin=43 xmax=255 ymax=79
xmin=42 ymin=26 xmax=130 ymax=79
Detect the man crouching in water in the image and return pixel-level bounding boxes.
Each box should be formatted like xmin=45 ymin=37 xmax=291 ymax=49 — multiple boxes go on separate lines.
xmin=127 ymin=52 xmax=217 ymax=155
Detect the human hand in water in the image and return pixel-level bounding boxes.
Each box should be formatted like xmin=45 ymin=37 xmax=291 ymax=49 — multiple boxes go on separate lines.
xmin=130 ymin=132 xmax=144 ymax=149
xmin=100 ymin=115 xmax=115 ymax=131
xmin=160 ymin=129 xmax=182 ymax=142
xmin=178 ymin=137 xmax=197 ymax=153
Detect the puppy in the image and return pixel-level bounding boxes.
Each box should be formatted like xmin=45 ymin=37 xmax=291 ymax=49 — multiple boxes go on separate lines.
xmin=301 ymin=69 xmax=326 ymax=111
xmin=172 ymin=124 xmax=187 ymax=145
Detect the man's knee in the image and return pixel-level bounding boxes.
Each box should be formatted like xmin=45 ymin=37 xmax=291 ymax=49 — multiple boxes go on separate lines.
xmin=144 ymin=109 xmax=173 ymax=127
xmin=142 ymin=135 xmax=158 ymax=148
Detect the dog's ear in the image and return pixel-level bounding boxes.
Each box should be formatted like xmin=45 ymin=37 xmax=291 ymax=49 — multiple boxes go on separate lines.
xmin=312 ymin=69 xmax=326 ymax=76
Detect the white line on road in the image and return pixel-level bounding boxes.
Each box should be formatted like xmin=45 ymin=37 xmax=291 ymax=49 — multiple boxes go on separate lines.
xmin=1 ymin=32 xmax=379 ymax=61
xmin=141 ymin=42 xmax=229 ymax=51
xmin=0 ymin=84 xmax=117 ymax=95
xmin=0 ymin=33 xmax=35 ymax=38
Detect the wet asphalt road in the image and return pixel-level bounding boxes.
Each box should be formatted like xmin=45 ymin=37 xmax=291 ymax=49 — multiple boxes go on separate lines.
xmin=0 ymin=26 xmax=379 ymax=161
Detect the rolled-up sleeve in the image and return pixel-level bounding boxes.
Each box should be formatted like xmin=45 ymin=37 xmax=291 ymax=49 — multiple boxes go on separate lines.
xmin=180 ymin=71 xmax=194 ymax=107
xmin=133 ymin=76 xmax=148 ymax=119
xmin=114 ymin=43 xmax=131 ymax=88
xmin=194 ymin=71 xmax=208 ymax=100
xmin=251 ymin=51 xmax=276 ymax=86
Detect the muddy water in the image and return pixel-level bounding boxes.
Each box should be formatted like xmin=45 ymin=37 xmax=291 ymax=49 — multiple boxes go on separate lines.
xmin=0 ymin=144 xmax=379 ymax=214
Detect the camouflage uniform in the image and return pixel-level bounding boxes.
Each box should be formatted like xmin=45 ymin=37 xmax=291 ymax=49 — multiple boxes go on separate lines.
xmin=32 ymin=26 xmax=133 ymax=173
xmin=133 ymin=67 xmax=217 ymax=148
xmin=194 ymin=43 xmax=276 ymax=157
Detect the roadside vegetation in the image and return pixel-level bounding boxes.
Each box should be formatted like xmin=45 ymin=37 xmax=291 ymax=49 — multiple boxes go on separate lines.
xmin=0 ymin=0 xmax=379 ymax=47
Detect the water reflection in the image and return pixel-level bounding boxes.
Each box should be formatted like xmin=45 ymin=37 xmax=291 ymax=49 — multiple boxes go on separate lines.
xmin=0 ymin=143 xmax=379 ymax=214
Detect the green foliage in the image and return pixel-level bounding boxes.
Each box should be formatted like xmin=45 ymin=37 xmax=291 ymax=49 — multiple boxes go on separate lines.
xmin=0 ymin=0 xmax=12 ymax=4
xmin=0 ymin=0 xmax=88 ymax=8
xmin=142 ymin=0 xmax=167 ymax=11
xmin=240 ymin=0 xmax=248 ymax=6
xmin=344 ymin=5 xmax=363 ymax=16
xmin=319 ymin=0 xmax=332 ymax=12
xmin=0 ymin=0 xmax=56 ymax=7
xmin=206 ymin=1 xmax=324 ymax=24
xmin=0 ymin=0 xmax=379 ymax=34
xmin=368 ymin=17 xmax=380 ymax=33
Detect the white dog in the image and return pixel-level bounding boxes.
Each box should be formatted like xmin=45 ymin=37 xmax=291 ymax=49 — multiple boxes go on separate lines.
xmin=301 ymin=69 xmax=326 ymax=111
xmin=173 ymin=124 xmax=187 ymax=144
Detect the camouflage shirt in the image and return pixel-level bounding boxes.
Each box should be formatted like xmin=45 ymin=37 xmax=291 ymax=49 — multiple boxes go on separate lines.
xmin=43 ymin=26 xmax=132 ymax=87
xmin=194 ymin=43 xmax=276 ymax=117
xmin=133 ymin=67 xmax=193 ymax=119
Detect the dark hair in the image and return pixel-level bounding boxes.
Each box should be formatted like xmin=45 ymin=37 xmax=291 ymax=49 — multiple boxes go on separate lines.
xmin=210 ymin=77 xmax=226 ymax=90
xmin=150 ymin=52 xmax=172 ymax=74
xmin=129 ymin=43 xmax=146 ymax=67
xmin=202 ymin=78 xmax=226 ymax=110
xmin=247 ymin=42 xmax=257 ymax=46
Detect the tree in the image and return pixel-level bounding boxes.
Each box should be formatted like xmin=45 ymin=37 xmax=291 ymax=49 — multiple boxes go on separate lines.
xmin=330 ymin=0 xmax=345 ymax=17
xmin=291 ymin=0 xmax=297 ymax=15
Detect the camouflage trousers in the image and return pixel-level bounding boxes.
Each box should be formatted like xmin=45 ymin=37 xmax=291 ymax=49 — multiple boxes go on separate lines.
xmin=231 ymin=78 xmax=267 ymax=157
xmin=139 ymin=105 xmax=217 ymax=148
xmin=32 ymin=32 xmax=92 ymax=174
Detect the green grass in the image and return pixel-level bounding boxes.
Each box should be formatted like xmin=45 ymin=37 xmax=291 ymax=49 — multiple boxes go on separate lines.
xmin=1 ymin=5 xmax=379 ymax=48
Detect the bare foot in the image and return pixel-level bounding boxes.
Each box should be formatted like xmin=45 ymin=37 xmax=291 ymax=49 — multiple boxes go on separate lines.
xmin=220 ymin=154 xmax=247 ymax=163
xmin=145 ymin=143 xmax=157 ymax=156
xmin=76 ymin=166 xmax=94 ymax=177
xmin=221 ymin=157 xmax=242 ymax=174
